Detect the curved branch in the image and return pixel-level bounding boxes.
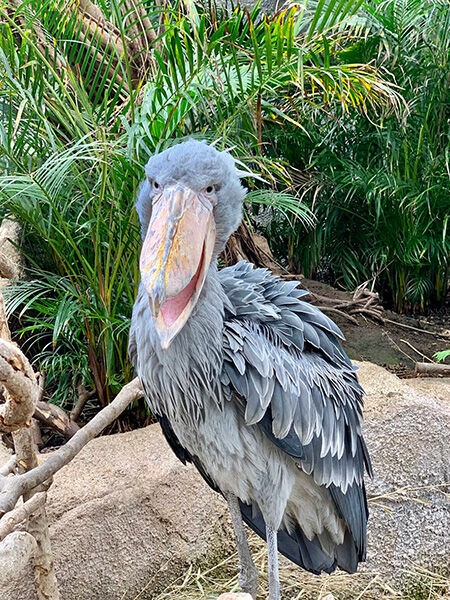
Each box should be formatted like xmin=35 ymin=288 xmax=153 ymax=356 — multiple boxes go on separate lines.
xmin=0 ymin=294 xmax=11 ymax=350
xmin=0 ymin=377 xmax=144 ymax=514
xmin=0 ymin=340 xmax=40 ymax=433
xmin=34 ymin=401 xmax=80 ymax=439
xmin=0 ymin=491 xmax=47 ymax=541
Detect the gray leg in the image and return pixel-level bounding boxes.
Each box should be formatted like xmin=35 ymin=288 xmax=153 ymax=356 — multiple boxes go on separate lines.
xmin=266 ymin=527 xmax=280 ymax=600
xmin=225 ymin=493 xmax=259 ymax=598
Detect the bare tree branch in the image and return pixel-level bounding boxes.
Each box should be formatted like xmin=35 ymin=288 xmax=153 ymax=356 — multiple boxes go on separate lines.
xmin=0 ymin=377 xmax=144 ymax=514
xmin=0 ymin=293 xmax=11 ymax=349
xmin=0 ymin=340 xmax=40 ymax=433
xmin=318 ymin=306 xmax=359 ymax=325
xmin=70 ymin=383 xmax=96 ymax=422
xmin=34 ymin=401 xmax=80 ymax=439
xmin=223 ymin=223 xmax=283 ymax=274
xmin=120 ymin=0 xmax=156 ymax=76
xmin=0 ymin=252 xmax=18 ymax=280
xmin=27 ymin=501 xmax=60 ymax=600
xmin=0 ymin=290 xmax=60 ymax=599
xmin=0 ymin=293 xmax=40 ymax=434
xmin=383 ymin=317 xmax=449 ymax=339
xmin=415 ymin=362 xmax=450 ymax=376
xmin=0 ymin=454 xmax=16 ymax=476
xmin=0 ymin=219 xmax=22 ymax=281
xmin=349 ymin=307 xmax=385 ymax=321
xmin=78 ymin=6 xmax=125 ymax=61
xmin=7 ymin=0 xmax=65 ymax=72
xmin=13 ymin=426 xmax=38 ymax=474
xmin=0 ymin=492 xmax=46 ymax=541
xmin=32 ymin=373 xmax=79 ymax=440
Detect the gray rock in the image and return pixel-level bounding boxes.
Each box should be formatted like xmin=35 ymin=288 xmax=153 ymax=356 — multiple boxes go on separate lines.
xmin=1 ymin=425 xmax=229 ymax=600
xmin=356 ymin=362 xmax=450 ymax=582
xmin=406 ymin=376 xmax=450 ymax=406
xmin=48 ymin=425 xmax=229 ymax=600
xmin=0 ymin=363 xmax=448 ymax=599
xmin=0 ymin=532 xmax=38 ymax=600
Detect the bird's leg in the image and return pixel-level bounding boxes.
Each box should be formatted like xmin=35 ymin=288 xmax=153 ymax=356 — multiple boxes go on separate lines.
xmin=225 ymin=493 xmax=259 ymax=599
xmin=266 ymin=527 xmax=280 ymax=600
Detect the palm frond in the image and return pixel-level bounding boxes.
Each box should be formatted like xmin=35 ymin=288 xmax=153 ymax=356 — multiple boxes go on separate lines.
xmin=0 ymin=0 xmax=414 ymax=408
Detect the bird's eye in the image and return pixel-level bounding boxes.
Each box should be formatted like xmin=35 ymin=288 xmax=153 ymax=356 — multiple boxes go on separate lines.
xmin=206 ymin=186 xmax=214 ymax=194
xmin=148 ymin=177 xmax=160 ymax=191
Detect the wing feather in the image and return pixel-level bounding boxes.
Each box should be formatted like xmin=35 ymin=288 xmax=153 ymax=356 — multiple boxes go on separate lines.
xmin=219 ymin=262 xmax=372 ymax=560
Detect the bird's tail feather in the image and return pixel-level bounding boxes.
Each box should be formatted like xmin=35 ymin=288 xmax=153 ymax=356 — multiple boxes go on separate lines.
xmin=238 ymin=500 xmax=359 ymax=575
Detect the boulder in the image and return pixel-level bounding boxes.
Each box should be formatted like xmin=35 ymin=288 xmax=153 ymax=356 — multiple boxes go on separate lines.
xmin=406 ymin=376 xmax=450 ymax=406
xmin=0 ymin=362 xmax=448 ymax=599
xmin=0 ymin=425 xmax=229 ymax=600
xmin=356 ymin=362 xmax=450 ymax=582
xmin=218 ymin=595 xmax=253 ymax=600
xmin=0 ymin=531 xmax=38 ymax=600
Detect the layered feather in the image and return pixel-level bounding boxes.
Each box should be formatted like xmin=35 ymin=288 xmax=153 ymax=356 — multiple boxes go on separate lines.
xmin=130 ymin=261 xmax=372 ymax=574
xmin=218 ymin=262 xmax=372 ymax=565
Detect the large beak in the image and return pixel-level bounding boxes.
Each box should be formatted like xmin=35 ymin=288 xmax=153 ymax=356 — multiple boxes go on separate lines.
xmin=140 ymin=186 xmax=216 ymax=349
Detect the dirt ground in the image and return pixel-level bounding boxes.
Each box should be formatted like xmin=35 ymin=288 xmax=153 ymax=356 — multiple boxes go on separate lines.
xmin=300 ymin=279 xmax=450 ymax=378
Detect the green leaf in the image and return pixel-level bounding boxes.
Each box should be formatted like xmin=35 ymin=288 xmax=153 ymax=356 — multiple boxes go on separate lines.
xmin=433 ymin=350 xmax=450 ymax=364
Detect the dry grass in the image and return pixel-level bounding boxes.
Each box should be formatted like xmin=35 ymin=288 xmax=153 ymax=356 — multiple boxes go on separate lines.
xmin=131 ymin=483 xmax=450 ymax=599
xmin=145 ymin=534 xmax=449 ymax=600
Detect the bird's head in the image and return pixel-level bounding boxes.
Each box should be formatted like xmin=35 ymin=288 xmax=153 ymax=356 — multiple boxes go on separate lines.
xmin=136 ymin=140 xmax=245 ymax=349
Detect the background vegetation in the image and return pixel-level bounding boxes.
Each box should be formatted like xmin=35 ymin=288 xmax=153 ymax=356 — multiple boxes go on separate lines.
xmin=264 ymin=0 xmax=450 ymax=313
xmin=0 ymin=0 xmax=447 ymax=412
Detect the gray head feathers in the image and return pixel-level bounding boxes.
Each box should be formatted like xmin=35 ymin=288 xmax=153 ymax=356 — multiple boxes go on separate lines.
xmin=136 ymin=139 xmax=246 ymax=254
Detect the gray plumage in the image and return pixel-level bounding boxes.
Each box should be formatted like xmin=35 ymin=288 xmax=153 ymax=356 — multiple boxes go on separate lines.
xmin=129 ymin=140 xmax=372 ymax=587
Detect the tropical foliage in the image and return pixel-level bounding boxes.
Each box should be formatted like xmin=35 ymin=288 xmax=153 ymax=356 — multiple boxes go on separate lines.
xmin=265 ymin=0 xmax=449 ymax=312
xmin=0 ymin=0 xmax=414 ymax=409
xmin=434 ymin=349 xmax=450 ymax=363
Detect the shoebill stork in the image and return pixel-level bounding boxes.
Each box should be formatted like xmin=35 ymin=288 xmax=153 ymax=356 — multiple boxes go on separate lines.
xmin=129 ymin=140 xmax=372 ymax=600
